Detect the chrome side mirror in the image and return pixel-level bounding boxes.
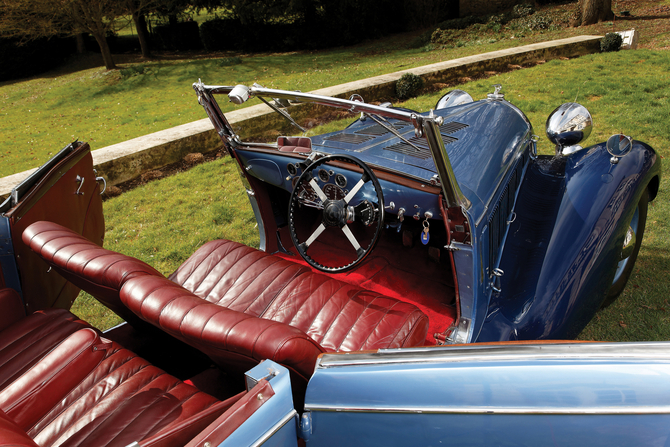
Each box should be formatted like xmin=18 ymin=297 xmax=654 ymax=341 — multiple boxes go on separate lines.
xmin=606 ymin=134 xmax=633 ymax=164
xmin=229 ymin=85 xmax=250 ymax=104
xmin=435 ymin=89 xmax=473 ymax=110
xmin=546 ymin=103 xmax=592 ymax=156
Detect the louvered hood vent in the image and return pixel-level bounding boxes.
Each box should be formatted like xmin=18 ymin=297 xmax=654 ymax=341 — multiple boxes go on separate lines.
xmin=383 ymin=121 xmax=468 ymax=159
xmin=322 ymin=134 xmax=375 ymax=145
xmin=354 ymin=122 xmax=410 ymax=136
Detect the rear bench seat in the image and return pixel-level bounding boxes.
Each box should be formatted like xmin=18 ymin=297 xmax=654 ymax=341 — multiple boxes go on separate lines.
xmin=0 ymin=288 xmax=90 ymax=392
xmin=0 ymin=309 xmax=236 ymax=447
xmin=24 ymin=222 xmax=429 ymax=384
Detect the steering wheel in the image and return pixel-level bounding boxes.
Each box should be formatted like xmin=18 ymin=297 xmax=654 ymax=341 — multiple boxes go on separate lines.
xmin=288 ymin=154 xmax=385 ymax=273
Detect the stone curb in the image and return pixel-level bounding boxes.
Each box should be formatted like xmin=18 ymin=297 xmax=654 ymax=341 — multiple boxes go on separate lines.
xmin=0 ymin=35 xmax=602 ymax=197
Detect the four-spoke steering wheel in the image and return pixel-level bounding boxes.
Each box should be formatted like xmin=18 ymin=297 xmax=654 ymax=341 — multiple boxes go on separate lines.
xmin=288 ymin=154 xmax=385 ymax=273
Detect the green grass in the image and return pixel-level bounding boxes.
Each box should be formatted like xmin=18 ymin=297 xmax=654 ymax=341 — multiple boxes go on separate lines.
xmin=74 ymin=49 xmax=670 ymax=343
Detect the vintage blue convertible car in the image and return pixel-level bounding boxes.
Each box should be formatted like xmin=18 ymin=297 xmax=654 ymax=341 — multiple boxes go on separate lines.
xmin=0 ymin=82 xmax=662 ymax=446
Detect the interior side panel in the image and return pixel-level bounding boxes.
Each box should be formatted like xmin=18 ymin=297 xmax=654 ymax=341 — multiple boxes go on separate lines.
xmin=6 ymin=143 xmax=105 ymax=313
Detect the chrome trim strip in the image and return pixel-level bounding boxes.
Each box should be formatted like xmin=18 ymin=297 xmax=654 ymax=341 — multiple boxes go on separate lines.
xmin=316 ymin=342 xmax=670 ymax=369
xmin=423 ymin=119 xmax=471 ymax=210
xmin=103 ymin=321 xmax=128 ymax=334
xmin=250 ymin=409 xmax=298 ymax=447
xmin=205 ymin=84 xmax=424 ymax=123
xmin=303 ymin=404 xmax=670 ymax=416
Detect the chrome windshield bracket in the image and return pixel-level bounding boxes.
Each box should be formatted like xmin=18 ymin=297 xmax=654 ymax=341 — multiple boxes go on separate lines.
xmin=411 ymin=114 xmax=423 ymax=138
xmin=435 ymin=317 xmax=471 ymax=345
xmin=422 ymin=119 xmax=471 ymax=210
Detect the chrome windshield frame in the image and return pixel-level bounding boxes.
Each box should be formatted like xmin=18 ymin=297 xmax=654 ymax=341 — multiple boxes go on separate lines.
xmin=193 ymin=81 xmax=472 ymax=210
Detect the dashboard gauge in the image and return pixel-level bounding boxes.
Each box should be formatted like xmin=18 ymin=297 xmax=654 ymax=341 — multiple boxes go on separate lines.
xmin=298 ymin=184 xmax=318 ymax=205
xmin=323 ymin=184 xmax=345 ymax=200
xmin=318 ymin=169 xmax=330 ymax=183
xmin=287 ymin=163 xmax=297 ymax=176
xmin=335 ymin=173 xmax=347 ymax=188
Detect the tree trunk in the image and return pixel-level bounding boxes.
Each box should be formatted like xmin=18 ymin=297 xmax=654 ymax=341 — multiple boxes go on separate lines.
xmin=132 ymin=12 xmax=151 ymax=58
xmin=75 ymin=33 xmax=86 ymax=53
xmin=91 ymin=31 xmax=116 ymax=69
xmin=576 ymin=0 xmax=614 ymax=26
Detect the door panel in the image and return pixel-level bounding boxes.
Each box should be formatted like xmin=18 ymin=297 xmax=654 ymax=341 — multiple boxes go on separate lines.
xmin=3 ymin=141 xmax=104 ymax=312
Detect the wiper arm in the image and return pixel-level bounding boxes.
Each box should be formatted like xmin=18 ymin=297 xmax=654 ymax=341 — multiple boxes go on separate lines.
xmin=364 ymin=113 xmax=422 ymax=152
xmin=256 ymin=95 xmax=306 ymax=134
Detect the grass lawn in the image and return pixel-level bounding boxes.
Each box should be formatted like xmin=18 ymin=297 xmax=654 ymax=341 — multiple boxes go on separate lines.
xmin=2 ymin=0 xmax=670 ymax=177
xmin=73 ymin=48 xmax=670 ymax=343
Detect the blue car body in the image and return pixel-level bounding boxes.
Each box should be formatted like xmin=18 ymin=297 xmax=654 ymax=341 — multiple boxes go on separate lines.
xmin=232 ymin=341 xmax=670 ymax=447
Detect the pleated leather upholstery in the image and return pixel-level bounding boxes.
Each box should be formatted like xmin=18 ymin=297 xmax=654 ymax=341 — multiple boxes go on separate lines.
xmin=121 ymin=275 xmax=326 ymax=383
xmin=169 ymin=240 xmax=429 ymax=353
xmin=15 ymin=331 xmax=224 ymax=447
xmin=0 ymin=307 xmax=228 ymax=447
xmin=24 ymin=222 xmax=429 ymax=384
xmin=22 ymin=221 xmax=162 ymax=327
xmin=0 ymin=307 xmax=90 ymax=393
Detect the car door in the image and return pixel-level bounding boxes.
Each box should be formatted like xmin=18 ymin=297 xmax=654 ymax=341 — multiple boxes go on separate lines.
xmin=0 ymin=141 xmax=104 ymax=314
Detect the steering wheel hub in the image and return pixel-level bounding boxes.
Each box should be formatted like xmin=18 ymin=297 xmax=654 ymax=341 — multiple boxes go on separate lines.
xmin=323 ymin=200 xmax=346 ymax=227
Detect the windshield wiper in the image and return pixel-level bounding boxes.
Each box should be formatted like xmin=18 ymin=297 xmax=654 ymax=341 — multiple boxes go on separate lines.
xmin=254 ymin=85 xmax=306 ymax=133
xmin=364 ymin=112 xmax=422 ymax=152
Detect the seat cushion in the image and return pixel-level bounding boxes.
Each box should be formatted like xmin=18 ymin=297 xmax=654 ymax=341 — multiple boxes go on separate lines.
xmin=0 ymin=321 xmax=233 ymax=447
xmin=23 ymin=221 xmax=163 ymax=327
xmin=0 ymin=307 xmax=90 ymax=392
xmin=20 ymin=331 xmax=227 ymax=447
xmin=277 ymin=136 xmax=312 ymax=153
xmin=0 ymin=410 xmax=38 ymax=447
xmin=170 ymin=239 xmax=429 ymax=352
xmin=121 ymin=275 xmax=325 ymax=383
xmin=25 ymin=222 xmax=428 ymax=384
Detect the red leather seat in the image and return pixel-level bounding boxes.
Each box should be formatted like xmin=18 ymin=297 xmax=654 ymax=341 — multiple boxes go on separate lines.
xmin=0 ymin=328 xmax=232 ymax=447
xmin=22 ymin=221 xmax=162 ymax=328
xmin=127 ymin=240 xmax=429 ymax=381
xmin=24 ymin=222 xmax=429 ymax=384
xmin=277 ymin=136 xmax=312 ymax=153
xmin=0 ymin=288 xmax=91 ymax=392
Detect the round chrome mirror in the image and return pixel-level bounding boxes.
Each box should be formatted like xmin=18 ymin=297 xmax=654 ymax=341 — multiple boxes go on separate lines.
xmin=435 ymin=90 xmax=473 ymax=110
xmin=546 ymin=103 xmax=593 ymax=155
xmin=606 ymin=134 xmax=633 ymax=164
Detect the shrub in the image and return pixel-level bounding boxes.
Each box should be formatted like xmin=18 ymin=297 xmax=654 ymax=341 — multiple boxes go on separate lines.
xmin=601 ymin=33 xmax=623 ymax=52
xmin=431 ymin=28 xmax=461 ymax=45
xmin=515 ymin=12 xmax=553 ymax=30
xmin=512 ymin=3 xmax=535 ymax=18
xmin=434 ymin=15 xmax=483 ymax=31
xmin=396 ymin=73 xmax=425 ymax=100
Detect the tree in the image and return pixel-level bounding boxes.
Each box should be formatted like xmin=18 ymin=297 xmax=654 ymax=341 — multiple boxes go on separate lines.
xmin=571 ymin=0 xmax=614 ymax=27
xmin=120 ymin=0 xmax=157 ymax=58
xmin=0 ymin=0 xmax=122 ymax=69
